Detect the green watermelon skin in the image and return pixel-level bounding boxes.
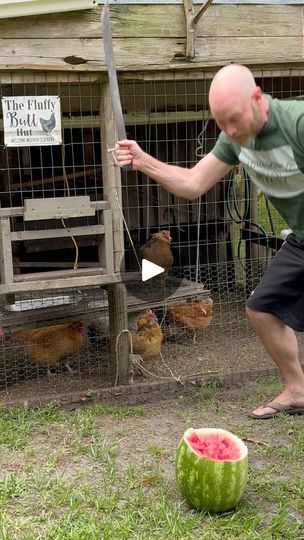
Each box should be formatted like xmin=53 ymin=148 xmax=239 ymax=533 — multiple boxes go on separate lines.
xmin=176 ymin=428 xmax=248 ymax=512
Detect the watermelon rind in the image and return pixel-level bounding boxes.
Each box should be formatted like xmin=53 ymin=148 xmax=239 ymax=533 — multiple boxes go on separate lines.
xmin=176 ymin=428 xmax=248 ymax=512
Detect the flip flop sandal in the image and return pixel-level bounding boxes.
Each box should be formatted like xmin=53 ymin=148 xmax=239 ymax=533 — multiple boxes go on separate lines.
xmin=249 ymin=400 xmax=304 ymax=420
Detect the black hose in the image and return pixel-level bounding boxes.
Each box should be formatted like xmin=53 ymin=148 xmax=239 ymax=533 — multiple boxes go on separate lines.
xmin=226 ymin=169 xmax=271 ymax=268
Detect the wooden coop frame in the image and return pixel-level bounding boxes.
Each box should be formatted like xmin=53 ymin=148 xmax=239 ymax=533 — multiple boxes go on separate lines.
xmin=0 ymin=0 xmax=304 ymax=395
xmin=0 ymin=197 xmax=115 ymax=293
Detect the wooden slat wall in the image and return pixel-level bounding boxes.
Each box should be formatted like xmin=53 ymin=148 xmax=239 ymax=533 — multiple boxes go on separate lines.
xmin=0 ymin=4 xmax=303 ymax=72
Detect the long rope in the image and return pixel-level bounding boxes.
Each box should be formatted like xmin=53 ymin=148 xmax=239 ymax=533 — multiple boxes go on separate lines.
xmin=131 ymin=353 xmax=182 ymax=384
xmin=112 ymin=192 xmax=184 ymax=384
xmin=194 ymin=122 xmax=210 ymax=282
xmin=114 ymin=327 xmax=182 ymax=385
xmin=113 ymin=189 xmax=141 ymax=270
xmin=61 ymin=130 xmax=79 ymax=270
xmin=145 ymin=123 xmax=151 ymax=241
xmin=195 ymin=118 xmax=210 ymax=158
xmin=195 ymin=198 xmax=201 ymax=283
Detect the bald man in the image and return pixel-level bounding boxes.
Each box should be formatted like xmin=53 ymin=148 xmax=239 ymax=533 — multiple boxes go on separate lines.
xmin=114 ymin=64 xmax=304 ymax=420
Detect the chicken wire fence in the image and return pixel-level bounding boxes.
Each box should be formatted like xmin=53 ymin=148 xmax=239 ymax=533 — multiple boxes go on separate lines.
xmin=0 ymin=68 xmax=302 ymax=404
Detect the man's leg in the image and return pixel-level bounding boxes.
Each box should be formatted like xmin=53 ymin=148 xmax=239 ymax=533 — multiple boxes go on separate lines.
xmin=246 ymin=307 xmax=304 ymax=416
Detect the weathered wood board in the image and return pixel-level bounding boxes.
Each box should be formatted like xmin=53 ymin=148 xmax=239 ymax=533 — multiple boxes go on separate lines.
xmin=0 ymin=4 xmax=303 ymax=71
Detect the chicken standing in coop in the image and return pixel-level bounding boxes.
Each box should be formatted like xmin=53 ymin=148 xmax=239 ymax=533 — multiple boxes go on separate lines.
xmin=132 ymin=309 xmax=163 ymax=360
xmin=166 ymin=298 xmax=213 ymax=342
xmin=140 ymin=230 xmax=174 ymax=274
xmin=11 ymin=321 xmax=84 ymax=374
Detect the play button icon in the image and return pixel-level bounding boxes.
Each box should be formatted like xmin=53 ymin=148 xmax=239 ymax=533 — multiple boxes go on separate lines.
xmin=119 ymin=251 xmax=183 ymax=305
xmin=142 ymin=259 xmax=164 ymax=282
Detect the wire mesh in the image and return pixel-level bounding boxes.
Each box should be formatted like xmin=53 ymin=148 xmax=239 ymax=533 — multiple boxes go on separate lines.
xmin=0 ymin=67 xmax=303 ymax=404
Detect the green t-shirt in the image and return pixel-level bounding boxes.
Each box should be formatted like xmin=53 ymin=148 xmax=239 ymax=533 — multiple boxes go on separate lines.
xmin=211 ymin=96 xmax=304 ymax=244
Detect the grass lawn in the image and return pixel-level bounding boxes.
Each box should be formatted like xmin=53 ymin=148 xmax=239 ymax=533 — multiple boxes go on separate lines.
xmin=0 ymin=376 xmax=303 ymax=539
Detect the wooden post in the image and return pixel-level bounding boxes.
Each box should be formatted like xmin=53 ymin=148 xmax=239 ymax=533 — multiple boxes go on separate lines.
xmin=100 ymin=82 xmax=130 ymax=386
xmin=0 ymin=217 xmax=14 ymax=285
xmin=106 ymin=284 xmax=130 ymax=385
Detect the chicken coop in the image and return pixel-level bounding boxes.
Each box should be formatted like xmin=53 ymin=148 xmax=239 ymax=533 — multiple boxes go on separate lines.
xmin=0 ymin=0 xmax=303 ymax=406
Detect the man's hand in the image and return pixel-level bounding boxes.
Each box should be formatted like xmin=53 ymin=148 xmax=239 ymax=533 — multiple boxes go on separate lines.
xmin=114 ymin=140 xmax=145 ymax=170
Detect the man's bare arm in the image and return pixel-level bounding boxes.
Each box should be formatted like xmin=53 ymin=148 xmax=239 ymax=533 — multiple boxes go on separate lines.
xmin=115 ymin=140 xmax=233 ymax=200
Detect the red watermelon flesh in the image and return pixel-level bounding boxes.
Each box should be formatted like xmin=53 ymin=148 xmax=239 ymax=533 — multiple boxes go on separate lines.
xmin=187 ymin=431 xmax=242 ymax=461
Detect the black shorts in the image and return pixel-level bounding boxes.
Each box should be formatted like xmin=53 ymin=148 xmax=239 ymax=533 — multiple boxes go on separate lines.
xmin=246 ymin=233 xmax=304 ymax=332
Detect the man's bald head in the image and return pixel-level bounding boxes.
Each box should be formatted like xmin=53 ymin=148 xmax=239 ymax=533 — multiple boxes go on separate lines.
xmin=208 ymin=64 xmax=268 ymax=145
xmin=209 ymin=64 xmax=257 ymax=115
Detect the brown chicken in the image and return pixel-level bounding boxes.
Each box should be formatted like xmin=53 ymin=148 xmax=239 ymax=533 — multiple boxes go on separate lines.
xmin=140 ymin=230 xmax=174 ymax=273
xmin=12 ymin=321 xmax=84 ymax=372
xmin=166 ymin=298 xmax=213 ymax=342
xmin=132 ymin=309 xmax=163 ymax=359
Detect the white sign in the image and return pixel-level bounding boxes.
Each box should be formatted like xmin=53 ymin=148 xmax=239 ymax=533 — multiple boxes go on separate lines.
xmin=1 ymin=96 xmax=62 ymax=147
